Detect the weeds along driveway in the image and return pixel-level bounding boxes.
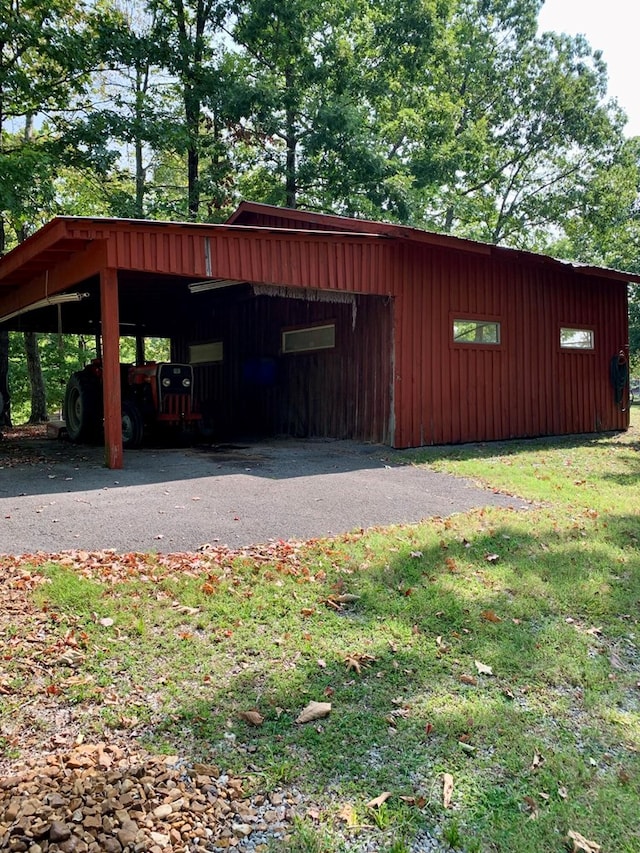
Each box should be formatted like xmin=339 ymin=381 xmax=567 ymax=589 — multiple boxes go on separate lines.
xmin=0 ymin=434 xmax=528 ymax=554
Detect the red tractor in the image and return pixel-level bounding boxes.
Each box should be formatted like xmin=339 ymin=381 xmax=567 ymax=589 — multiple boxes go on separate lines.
xmin=63 ymin=359 xmax=201 ymax=448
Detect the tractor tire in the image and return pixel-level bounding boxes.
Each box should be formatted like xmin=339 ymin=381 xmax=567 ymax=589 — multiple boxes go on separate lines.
xmin=64 ymin=371 xmax=102 ymax=443
xmin=121 ymin=399 xmax=144 ymax=449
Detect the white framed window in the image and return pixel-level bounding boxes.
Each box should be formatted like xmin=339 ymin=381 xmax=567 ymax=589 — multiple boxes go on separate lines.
xmin=453 ymin=319 xmax=501 ymax=345
xmin=189 ymin=341 xmax=223 ymax=364
xmin=560 ymin=328 xmax=594 ymax=350
xmin=282 ymin=323 xmax=335 ymax=354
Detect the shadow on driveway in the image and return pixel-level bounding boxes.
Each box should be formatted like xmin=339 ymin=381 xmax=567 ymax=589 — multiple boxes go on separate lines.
xmin=0 ymin=430 xmax=528 ymax=555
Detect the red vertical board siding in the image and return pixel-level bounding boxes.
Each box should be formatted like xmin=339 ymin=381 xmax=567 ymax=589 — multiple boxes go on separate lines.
xmin=391 ymin=245 xmax=628 ymax=447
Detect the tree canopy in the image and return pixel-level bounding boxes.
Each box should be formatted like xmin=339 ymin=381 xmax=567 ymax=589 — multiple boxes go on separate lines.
xmin=1 ymin=0 xmax=639 ymax=421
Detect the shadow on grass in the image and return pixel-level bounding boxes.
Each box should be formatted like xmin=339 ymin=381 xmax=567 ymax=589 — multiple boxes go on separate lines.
xmin=409 ymin=429 xmax=639 ymax=466
xmin=135 ymin=511 xmax=640 ymax=851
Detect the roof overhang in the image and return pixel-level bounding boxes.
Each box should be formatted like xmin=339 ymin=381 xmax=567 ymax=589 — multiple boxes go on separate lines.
xmin=1 ymin=207 xmax=638 ymax=332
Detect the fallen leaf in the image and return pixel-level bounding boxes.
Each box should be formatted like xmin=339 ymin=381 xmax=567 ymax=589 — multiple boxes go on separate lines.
xmin=317 ymin=658 xmax=327 ymax=668
xmin=344 ymin=652 xmax=376 ymax=674
xmin=300 ymin=608 xmax=315 ymax=617
xmin=481 ymin=609 xmax=502 ymax=623
xmin=58 ymin=650 xmax=85 ymax=668
xmin=460 ymin=674 xmax=478 ymax=686
xmin=410 ymin=551 xmax=423 ymax=558
xmin=609 ymin=652 xmax=624 ymax=670
xmin=400 ymin=795 xmax=427 ymax=808
xmin=530 ymin=752 xmax=544 ymax=771
xmin=436 ymin=636 xmax=450 ymax=653
xmin=296 ymin=701 xmax=331 ymax=724
xmin=337 ymin=803 xmax=358 ymax=827
xmin=474 ymin=660 xmax=493 ymax=676
xmin=366 ymin=791 xmax=392 ymax=809
xmin=485 ymin=553 xmax=500 ymax=563
xmin=385 ymin=707 xmax=410 ymax=724
xmin=443 ymin=773 xmax=454 ymax=809
xmin=238 ymin=710 xmax=264 ymax=726
xmin=98 ymin=617 xmax=114 ymax=627
xmin=558 ymin=786 xmax=568 ymax=799
xmin=523 ymin=795 xmax=538 ymax=819
xmin=567 ymin=830 xmax=601 ymax=852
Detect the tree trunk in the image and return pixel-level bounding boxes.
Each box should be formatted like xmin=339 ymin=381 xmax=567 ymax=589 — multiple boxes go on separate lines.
xmin=16 ymin=115 xmax=48 ymax=423
xmin=24 ymin=331 xmax=48 ymax=422
xmin=0 ymin=329 xmax=12 ymax=428
xmin=0 ymin=210 xmax=9 ymax=426
xmin=185 ymin=89 xmax=200 ymax=219
xmin=134 ymin=65 xmax=149 ymax=218
xmin=284 ymin=66 xmax=297 ymax=209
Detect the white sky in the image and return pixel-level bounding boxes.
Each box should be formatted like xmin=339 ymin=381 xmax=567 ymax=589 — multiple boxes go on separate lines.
xmin=537 ymin=0 xmax=638 ymax=136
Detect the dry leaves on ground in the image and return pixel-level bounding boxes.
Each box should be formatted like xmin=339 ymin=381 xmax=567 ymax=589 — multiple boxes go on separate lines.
xmin=238 ymin=710 xmax=264 ymax=727
xmin=344 ymin=652 xmax=376 ymax=675
xmin=567 ymin=830 xmax=602 ymax=852
xmin=295 ymin=701 xmax=331 ymax=724
xmin=442 ymin=773 xmax=454 ymax=809
xmin=366 ymin=791 xmax=392 ymax=809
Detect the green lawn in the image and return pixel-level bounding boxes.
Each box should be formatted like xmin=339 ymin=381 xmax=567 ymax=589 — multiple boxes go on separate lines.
xmin=2 ymin=410 xmax=639 ymax=852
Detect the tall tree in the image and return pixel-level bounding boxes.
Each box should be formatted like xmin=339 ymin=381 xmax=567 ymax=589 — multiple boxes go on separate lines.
xmin=84 ymin=0 xmax=180 ymax=218
xmin=0 ymin=330 xmax=10 ymax=428
xmin=0 ymin=0 xmax=110 ymax=420
xmin=230 ymin=0 xmax=451 ymax=214
xmin=407 ymin=0 xmax=627 ymax=245
xmin=547 ymin=136 xmax=640 ymax=368
xmin=148 ymin=0 xmax=231 ymax=218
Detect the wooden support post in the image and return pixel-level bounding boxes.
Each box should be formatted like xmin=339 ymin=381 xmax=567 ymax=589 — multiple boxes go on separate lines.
xmin=135 ymin=332 xmax=145 ymax=366
xmin=100 ymin=267 xmax=123 ymax=469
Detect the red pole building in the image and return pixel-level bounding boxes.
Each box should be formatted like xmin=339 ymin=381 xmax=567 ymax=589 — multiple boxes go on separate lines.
xmin=0 ymin=206 xmax=635 ymax=467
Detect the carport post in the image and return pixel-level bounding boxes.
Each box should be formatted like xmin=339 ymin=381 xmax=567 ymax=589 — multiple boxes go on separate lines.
xmin=100 ymin=267 xmax=123 ymax=469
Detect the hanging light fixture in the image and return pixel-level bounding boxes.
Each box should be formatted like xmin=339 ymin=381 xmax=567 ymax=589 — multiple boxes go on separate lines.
xmin=0 ymin=292 xmax=89 ymax=324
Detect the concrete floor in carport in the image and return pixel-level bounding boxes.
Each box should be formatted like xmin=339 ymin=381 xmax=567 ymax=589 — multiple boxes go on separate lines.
xmin=0 ymin=434 xmax=528 ymax=555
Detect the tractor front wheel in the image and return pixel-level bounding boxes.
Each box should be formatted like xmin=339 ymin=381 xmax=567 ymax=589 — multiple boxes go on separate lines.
xmin=64 ymin=371 xmax=101 ymax=443
xmin=121 ymin=399 xmax=144 ymax=449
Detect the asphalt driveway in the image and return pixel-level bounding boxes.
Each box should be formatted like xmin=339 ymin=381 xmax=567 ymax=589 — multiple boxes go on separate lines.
xmin=0 ymin=433 xmax=527 ymax=555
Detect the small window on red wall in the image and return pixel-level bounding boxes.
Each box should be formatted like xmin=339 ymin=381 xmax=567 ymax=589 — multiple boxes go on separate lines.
xmin=560 ymin=327 xmax=594 ymax=350
xmin=453 ymin=319 xmax=501 ymax=345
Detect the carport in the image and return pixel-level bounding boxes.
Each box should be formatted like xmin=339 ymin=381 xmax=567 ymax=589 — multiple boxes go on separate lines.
xmin=0 ymin=217 xmax=397 ymax=468
xmin=2 ymin=203 xmax=637 ymax=469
